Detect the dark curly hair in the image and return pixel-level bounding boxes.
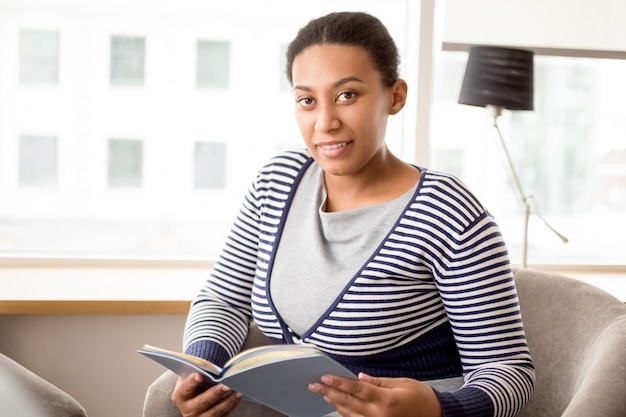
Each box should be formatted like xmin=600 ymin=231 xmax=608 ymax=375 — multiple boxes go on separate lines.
xmin=285 ymin=12 xmax=400 ymax=88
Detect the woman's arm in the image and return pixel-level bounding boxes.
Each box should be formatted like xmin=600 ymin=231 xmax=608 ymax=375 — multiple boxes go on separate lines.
xmin=433 ymin=212 xmax=535 ymax=417
xmin=413 ymin=172 xmax=535 ymax=417
xmin=182 ymin=150 xmax=311 ymax=366
xmin=183 ymin=181 xmax=263 ymax=366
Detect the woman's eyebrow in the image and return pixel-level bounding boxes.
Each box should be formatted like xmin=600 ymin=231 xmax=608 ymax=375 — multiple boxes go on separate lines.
xmin=293 ymin=76 xmax=365 ymax=92
xmin=332 ymin=76 xmax=365 ymax=87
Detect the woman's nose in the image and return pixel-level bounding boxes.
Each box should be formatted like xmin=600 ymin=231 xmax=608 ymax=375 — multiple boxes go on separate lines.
xmin=313 ymin=105 xmax=340 ymax=132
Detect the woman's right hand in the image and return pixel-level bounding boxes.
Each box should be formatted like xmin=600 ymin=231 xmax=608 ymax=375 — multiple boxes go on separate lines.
xmin=171 ymin=374 xmax=243 ymax=417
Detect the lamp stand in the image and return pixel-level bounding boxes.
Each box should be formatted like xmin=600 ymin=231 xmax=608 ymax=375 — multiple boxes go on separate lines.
xmin=487 ymin=105 xmax=568 ymax=268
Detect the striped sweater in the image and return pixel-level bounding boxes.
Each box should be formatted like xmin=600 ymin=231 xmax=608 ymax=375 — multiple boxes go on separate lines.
xmin=184 ymin=150 xmax=535 ymax=417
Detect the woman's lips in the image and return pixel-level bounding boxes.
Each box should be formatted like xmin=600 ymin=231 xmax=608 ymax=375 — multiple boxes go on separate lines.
xmin=317 ymin=140 xmax=353 ymax=157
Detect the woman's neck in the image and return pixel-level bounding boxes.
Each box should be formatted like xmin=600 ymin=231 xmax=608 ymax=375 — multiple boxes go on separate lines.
xmin=322 ymin=152 xmax=420 ymax=212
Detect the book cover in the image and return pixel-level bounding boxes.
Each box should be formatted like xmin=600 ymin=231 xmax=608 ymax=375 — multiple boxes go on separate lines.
xmin=138 ymin=343 xmax=356 ymax=417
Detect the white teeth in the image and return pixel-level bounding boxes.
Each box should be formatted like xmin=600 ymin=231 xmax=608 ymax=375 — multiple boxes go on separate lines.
xmin=320 ymin=142 xmax=347 ymax=150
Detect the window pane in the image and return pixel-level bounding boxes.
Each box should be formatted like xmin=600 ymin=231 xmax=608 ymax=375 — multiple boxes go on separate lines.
xmin=108 ymin=139 xmax=143 ymax=187
xmin=20 ymin=30 xmax=59 ymax=83
xmin=431 ymin=51 xmax=626 ymax=265
xmin=110 ymin=36 xmax=145 ymax=85
xmin=194 ymin=142 xmax=226 ymax=189
xmin=196 ymin=41 xmax=230 ymax=88
xmin=19 ymin=135 xmax=57 ymax=187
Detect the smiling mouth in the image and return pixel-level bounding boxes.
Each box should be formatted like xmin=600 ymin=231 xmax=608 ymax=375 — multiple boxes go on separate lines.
xmin=316 ymin=140 xmax=353 ymax=158
xmin=317 ymin=141 xmax=352 ymax=151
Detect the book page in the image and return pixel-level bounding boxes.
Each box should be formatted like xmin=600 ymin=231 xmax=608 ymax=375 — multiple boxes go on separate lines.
xmin=224 ymin=344 xmax=319 ymax=373
xmin=141 ymin=345 xmax=222 ymax=375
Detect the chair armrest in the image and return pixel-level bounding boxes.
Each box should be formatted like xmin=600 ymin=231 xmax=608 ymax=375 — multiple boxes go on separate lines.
xmin=0 ymin=353 xmax=87 ymax=417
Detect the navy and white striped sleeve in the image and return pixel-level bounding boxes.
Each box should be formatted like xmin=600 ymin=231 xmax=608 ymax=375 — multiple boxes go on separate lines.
xmin=182 ymin=151 xmax=306 ymax=366
xmin=182 ymin=166 xmax=265 ymax=366
xmin=420 ymin=173 xmax=535 ymax=417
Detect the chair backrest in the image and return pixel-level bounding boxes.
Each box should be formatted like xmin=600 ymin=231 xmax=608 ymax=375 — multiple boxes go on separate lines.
xmin=513 ymin=269 xmax=626 ymax=417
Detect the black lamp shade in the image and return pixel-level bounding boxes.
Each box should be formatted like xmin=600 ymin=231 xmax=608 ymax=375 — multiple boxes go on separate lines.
xmin=458 ymin=45 xmax=534 ymax=111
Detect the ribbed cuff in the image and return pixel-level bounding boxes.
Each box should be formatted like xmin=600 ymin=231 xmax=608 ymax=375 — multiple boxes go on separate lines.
xmin=434 ymin=386 xmax=494 ymax=417
xmin=184 ymin=340 xmax=231 ymax=368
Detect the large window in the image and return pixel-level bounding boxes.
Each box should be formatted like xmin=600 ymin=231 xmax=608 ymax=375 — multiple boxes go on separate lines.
xmin=3 ymin=1 xmax=623 ymax=267
xmin=0 ymin=1 xmax=412 ymax=259
xmin=431 ymin=49 xmax=626 ymax=265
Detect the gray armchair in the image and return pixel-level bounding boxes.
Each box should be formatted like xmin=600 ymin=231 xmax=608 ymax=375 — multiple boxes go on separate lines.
xmin=142 ymin=269 xmax=626 ymax=417
xmin=0 ymin=353 xmax=87 ymax=417
xmin=515 ymin=269 xmax=626 ymax=416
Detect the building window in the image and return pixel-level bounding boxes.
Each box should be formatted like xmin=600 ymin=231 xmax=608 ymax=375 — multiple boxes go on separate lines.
xmin=194 ymin=142 xmax=226 ymax=189
xmin=108 ymin=139 xmax=143 ymax=187
xmin=110 ymin=36 xmax=145 ymax=86
xmin=196 ymin=40 xmax=230 ymax=88
xmin=19 ymin=30 xmax=59 ymax=84
xmin=19 ymin=135 xmax=58 ymax=187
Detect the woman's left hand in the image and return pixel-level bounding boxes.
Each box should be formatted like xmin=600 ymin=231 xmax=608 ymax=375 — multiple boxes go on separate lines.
xmin=309 ymin=373 xmax=442 ymax=417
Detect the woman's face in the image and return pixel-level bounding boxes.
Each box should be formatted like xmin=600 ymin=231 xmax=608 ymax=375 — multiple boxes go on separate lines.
xmin=291 ymin=44 xmax=406 ymax=178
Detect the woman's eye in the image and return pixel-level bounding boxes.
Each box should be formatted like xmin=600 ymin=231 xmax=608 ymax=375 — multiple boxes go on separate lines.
xmin=297 ymin=97 xmax=315 ymax=107
xmin=337 ymin=91 xmax=356 ymax=102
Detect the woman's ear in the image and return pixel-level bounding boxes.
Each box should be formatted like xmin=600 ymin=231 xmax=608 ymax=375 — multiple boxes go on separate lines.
xmin=389 ymin=79 xmax=408 ymax=115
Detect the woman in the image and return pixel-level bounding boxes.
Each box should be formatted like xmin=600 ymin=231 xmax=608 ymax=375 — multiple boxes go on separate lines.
xmin=172 ymin=11 xmax=535 ymax=417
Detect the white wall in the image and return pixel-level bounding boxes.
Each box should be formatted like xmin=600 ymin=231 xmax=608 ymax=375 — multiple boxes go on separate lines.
xmin=442 ymin=0 xmax=626 ymax=51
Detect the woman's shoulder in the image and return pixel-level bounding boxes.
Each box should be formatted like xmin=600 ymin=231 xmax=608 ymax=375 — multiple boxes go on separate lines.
xmin=415 ymin=167 xmax=468 ymax=192
xmin=256 ymin=148 xmax=313 ymax=179
xmin=416 ymin=167 xmax=487 ymax=218
xmin=420 ymin=168 xmax=471 ymax=191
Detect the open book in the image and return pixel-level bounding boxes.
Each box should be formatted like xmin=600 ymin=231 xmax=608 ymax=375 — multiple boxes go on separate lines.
xmin=138 ymin=343 xmax=356 ymax=417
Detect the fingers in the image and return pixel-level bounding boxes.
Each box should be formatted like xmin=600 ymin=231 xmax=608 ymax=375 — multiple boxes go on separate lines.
xmin=172 ymin=374 xmax=204 ymax=403
xmin=358 ymin=372 xmax=380 ymax=386
xmin=172 ymin=374 xmax=243 ymax=417
xmin=310 ymin=374 xmax=443 ymax=417
xmin=172 ymin=373 xmax=217 ymax=402
xmin=311 ymin=374 xmax=369 ymax=397
xmin=309 ymin=374 xmax=372 ymax=415
xmin=195 ymin=385 xmax=242 ymax=415
xmin=358 ymin=372 xmax=412 ymax=389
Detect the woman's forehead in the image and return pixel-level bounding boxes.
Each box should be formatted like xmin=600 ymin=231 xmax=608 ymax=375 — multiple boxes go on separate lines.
xmin=291 ymin=44 xmax=378 ymax=87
